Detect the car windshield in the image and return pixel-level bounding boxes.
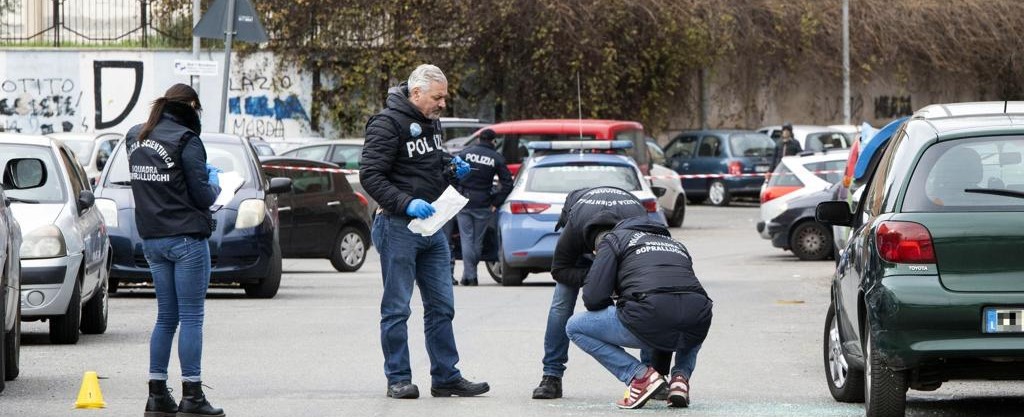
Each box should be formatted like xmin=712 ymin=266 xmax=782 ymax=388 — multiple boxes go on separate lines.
xmin=106 ymin=139 xmax=252 ymax=186
xmin=329 ymin=144 xmax=362 ymax=170
xmin=903 ymin=137 xmax=1024 ymax=212
xmin=62 ymin=138 xmax=94 ymax=165
xmin=805 ymin=132 xmax=849 ymax=151
xmin=0 ymin=144 xmax=67 ymax=203
xmin=729 ymin=134 xmax=775 ymax=157
xmin=525 ymin=164 xmax=640 ymax=193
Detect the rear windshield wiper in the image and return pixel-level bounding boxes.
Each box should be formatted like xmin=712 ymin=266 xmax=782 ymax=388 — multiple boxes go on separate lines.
xmin=964 ymin=188 xmax=1024 ymax=199
xmin=6 ymin=196 xmax=39 ymax=204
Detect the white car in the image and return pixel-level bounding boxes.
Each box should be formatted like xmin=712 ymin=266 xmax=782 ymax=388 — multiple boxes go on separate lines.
xmin=0 ymin=134 xmax=110 ymax=345
xmin=47 ymin=132 xmax=123 ymax=185
xmin=758 ymin=150 xmax=850 ymax=240
xmin=757 ymin=125 xmax=851 ymax=152
xmin=646 ymin=139 xmax=686 ymax=227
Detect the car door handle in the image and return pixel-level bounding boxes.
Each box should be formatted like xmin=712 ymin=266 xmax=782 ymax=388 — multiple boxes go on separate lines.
xmin=327 ymin=201 xmax=340 ymax=206
xmin=279 ymin=206 xmax=291 ymax=212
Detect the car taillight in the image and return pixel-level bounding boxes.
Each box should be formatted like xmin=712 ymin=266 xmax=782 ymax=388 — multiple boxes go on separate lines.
xmin=728 ymin=161 xmax=742 ymax=176
xmin=760 ymin=186 xmax=801 ymax=203
xmin=509 ymin=201 xmax=551 ymax=214
xmin=876 ymin=221 xmax=936 ymax=264
xmin=354 ymin=191 xmax=369 ymax=207
xmin=642 ymin=199 xmax=658 ymax=213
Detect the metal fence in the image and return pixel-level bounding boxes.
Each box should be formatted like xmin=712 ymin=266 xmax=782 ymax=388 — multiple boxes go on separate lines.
xmin=0 ymin=0 xmax=192 ymax=47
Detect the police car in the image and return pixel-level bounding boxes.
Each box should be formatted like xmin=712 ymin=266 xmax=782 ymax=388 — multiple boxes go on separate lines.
xmin=486 ymin=141 xmax=667 ymax=286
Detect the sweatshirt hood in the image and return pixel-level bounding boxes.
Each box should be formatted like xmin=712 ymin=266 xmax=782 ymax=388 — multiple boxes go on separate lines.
xmin=617 ymin=216 xmax=671 ymax=236
xmin=385 ymin=82 xmax=429 ymax=122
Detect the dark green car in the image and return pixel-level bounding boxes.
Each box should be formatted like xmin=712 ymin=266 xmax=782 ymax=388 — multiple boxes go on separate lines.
xmin=817 ymin=101 xmax=1024 ymax=417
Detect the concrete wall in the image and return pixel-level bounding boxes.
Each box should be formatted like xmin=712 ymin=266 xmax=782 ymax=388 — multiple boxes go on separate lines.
xmin=0 ymin=49 xmax=315 ymax=140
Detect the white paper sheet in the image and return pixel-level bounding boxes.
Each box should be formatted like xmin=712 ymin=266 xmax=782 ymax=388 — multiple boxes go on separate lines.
xmin=211 ymin=171 xmax=244 ymax=209
xmin=407 ymin=186 xmax=469 ymax=236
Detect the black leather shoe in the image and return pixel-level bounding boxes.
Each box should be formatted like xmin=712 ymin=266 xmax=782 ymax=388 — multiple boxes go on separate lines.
xmin=386 ymin=381 xmax=420 ymax=399
xmin=431 ymin=377 xmax=490 ymax=397
xmin=460 ymin=279 xmax=478 ymax=286
xmin=144 ymin=380 xmax=178 ymax=417
xmin=532 ymin=375 xmax=562 ymax=399
xmin=178 ymin=381 xmax=224 ymax=417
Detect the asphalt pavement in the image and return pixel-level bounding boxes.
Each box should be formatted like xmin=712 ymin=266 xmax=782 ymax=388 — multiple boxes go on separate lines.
xmin=2 ymin=204 xmax=1023 ymax=416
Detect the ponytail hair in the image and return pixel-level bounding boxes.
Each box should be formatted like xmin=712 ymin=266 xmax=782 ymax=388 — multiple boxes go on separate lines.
xmin=138 ymin=83 xmax=201 ymax=141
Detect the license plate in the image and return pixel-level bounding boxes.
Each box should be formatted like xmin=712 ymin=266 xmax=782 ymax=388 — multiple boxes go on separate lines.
xmin=983 ymin=307 xmax=1024 ymax=333
xmin=755 ymin=164 xmax=770 ymax=173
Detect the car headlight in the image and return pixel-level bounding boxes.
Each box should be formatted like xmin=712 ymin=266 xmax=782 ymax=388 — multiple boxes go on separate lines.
xmin=95 ymin=198 xmax=118 ymax=228
xmin=235 ymin=199 xmax=266 ymax=229
xmin=21 ymin=225 xmax=67 ymax=259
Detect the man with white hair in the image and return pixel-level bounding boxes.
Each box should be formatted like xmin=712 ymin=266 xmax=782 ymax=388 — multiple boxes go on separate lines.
xmin=360 ymin=64 xmax=488 ymax=399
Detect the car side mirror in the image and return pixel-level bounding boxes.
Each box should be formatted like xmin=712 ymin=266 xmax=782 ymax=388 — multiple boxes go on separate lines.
xmin=78 ymin=189 xmax=95 ymax=213
xmin=651 ymin=186 xmax=667 ymax=197
xmin=268 ymin=177 xmax=292 ymax=194
xmin=3 ymin=158 xmax=47 ymax=190
xmin=816 ymin=201 xmax=853 ymax=227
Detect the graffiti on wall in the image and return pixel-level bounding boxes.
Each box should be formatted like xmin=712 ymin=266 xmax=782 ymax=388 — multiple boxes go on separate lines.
xmin=0 ymin=77 xmax=85 ymax=134
xmin=228 ymin=69 xmax=310 ymax=138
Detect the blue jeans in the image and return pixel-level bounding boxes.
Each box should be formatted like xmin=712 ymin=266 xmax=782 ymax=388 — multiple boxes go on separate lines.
xmin=143 ymin=236 xmax=211 ymax=382
xmin=541 ymin=282 xmax=578 ymax=377
xmin=372 ymin=214 xmax=462 ymax=385
xmin=566 ymin=306 xmax=702 ymax=384
xmin=457 ymin=208 xmax=492 ymax=281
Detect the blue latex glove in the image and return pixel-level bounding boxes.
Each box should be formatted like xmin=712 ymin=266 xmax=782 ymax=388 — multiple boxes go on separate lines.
xmin=451 ymin=156 xmax=471 ymax=179
xmin=206 ymin=163 xmax=222 ymax=187
xmin=405 ymin=199 xmax=435 ymax=219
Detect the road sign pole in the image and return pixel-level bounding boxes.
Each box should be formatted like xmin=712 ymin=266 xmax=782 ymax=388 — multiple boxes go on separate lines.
xmin=218 ymin=0 xmax=237 ymax=133
xmin=192 ymin=0 xmax=201 ymax=94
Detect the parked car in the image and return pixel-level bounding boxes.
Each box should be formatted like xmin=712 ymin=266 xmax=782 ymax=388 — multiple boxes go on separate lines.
xmin=0 ymin=134 xmax=111 ymax=345
xmin=280 ymin=138 xmax=378 ymax=218
xmin=457 ymin=119 xmax=652 ymax=177
xmin=487 ymin=142 xmax=666 ymax=286
xmin=441 ymin=136 xmax=476 ymax=154
xmin=646 ymin=139 xmax=686 ymax=227
xmin=247 ymin=137 xmax=276 ymax=156
xmin=664 ymin=130 xmax=775 ymax=206
xmin=96 ymin=133 xmax=292 ymax=298
xmin=757 ymin=125 xmax=852 ymax=152
xmin=0 ymin=157 xmax=46 ymax=391
xmin=817 ymin=101 xmax=1024 ymax=416
xmin=757 ymin=151 xmax=848 ymax=260
xmin=440 ymin=117 xmax=490 ymax=142
xmin=47 ymin=132 xmax=123 ymax=185
xmin=260 ymin=157 xmax=371 ymax=272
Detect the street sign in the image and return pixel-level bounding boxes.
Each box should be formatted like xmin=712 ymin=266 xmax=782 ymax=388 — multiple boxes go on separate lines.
xmin=193 ymin=0 xmax=268 ymax=43
xmin=173 ymin=59 xmax=219 ymax=77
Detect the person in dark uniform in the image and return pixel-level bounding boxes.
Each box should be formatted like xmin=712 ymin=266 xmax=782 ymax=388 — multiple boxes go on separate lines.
xmin=455 ymin=128 xmax=513 ymax=286
xmin=771 ymin=123 xmax=803 ymax=169
xmin=360 ymin=64 xmax=489 ymax=399
xmin=532 ymin=186 xmax=671 ymax=399
xmin=566 ymin=216 xmax=712 ymax=409
xmin=127 ymin=83 xmax=224 ymax=417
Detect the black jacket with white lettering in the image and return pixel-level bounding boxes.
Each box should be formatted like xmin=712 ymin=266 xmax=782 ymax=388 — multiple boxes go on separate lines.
xmin=549 ymin=186 xmax=648 ymax=288
xmin=582 ymin=216 xmax=712 ymax=352
xmin=360 ymin=83 xmax=456 ymax=218
xmin=456 ymin=142 xmax=513 ymax=209
xmin=127 ymin=102 xmax=217 ymax=239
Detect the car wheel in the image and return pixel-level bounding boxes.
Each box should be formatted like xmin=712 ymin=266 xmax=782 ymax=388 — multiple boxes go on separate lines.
xmin=80 ymin=271 xmax=108 ymax=335
xmin=244 ymin=244 xmax=282 ymax=299
xmin=824 ymin=303 xmax=864 ymax=402
xmin=667 ymin=195 xmax=686 ymax=227
xmin=707 ymin=180 xmax=731 ymax=206
xmin=498 ymin=249 xmax=525 ymax=287
xmin=4 ymin=299 xmax=20 ymax=382
xmin=865 ymin=320 xmax=908 ymax=417
xmin=791 ymin=221 xmax=833 ymax=261
xmin=330 ymin=226 xmax=367 ymax=272
xmin=485 ymin=260 xmax=502 ymax=284
xmin=49 ymin=279 xmax=82 ymax=345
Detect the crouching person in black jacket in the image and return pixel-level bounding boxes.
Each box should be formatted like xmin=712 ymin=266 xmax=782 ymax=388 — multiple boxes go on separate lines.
xmin=566 ymin=216 xmax=712 ymax=410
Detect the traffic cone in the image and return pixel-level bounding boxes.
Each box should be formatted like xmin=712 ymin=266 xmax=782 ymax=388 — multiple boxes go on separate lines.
xmin=74 ymin=371 xmax=106 ymax=409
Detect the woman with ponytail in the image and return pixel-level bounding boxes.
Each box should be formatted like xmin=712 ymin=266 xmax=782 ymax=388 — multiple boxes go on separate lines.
xmin=126 ymin=83 xmax=225 ymax=417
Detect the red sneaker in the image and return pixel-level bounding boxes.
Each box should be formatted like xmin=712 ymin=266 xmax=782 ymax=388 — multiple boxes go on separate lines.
xmin=615 ymin=367 xmax=665 ymax=409
xmin=667 ymin=374 xmax=690 ymax=408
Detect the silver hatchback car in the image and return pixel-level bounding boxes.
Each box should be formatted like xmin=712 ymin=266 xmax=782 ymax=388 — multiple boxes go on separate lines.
xmin=0 ymin=134 xmax=110 ymax=345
